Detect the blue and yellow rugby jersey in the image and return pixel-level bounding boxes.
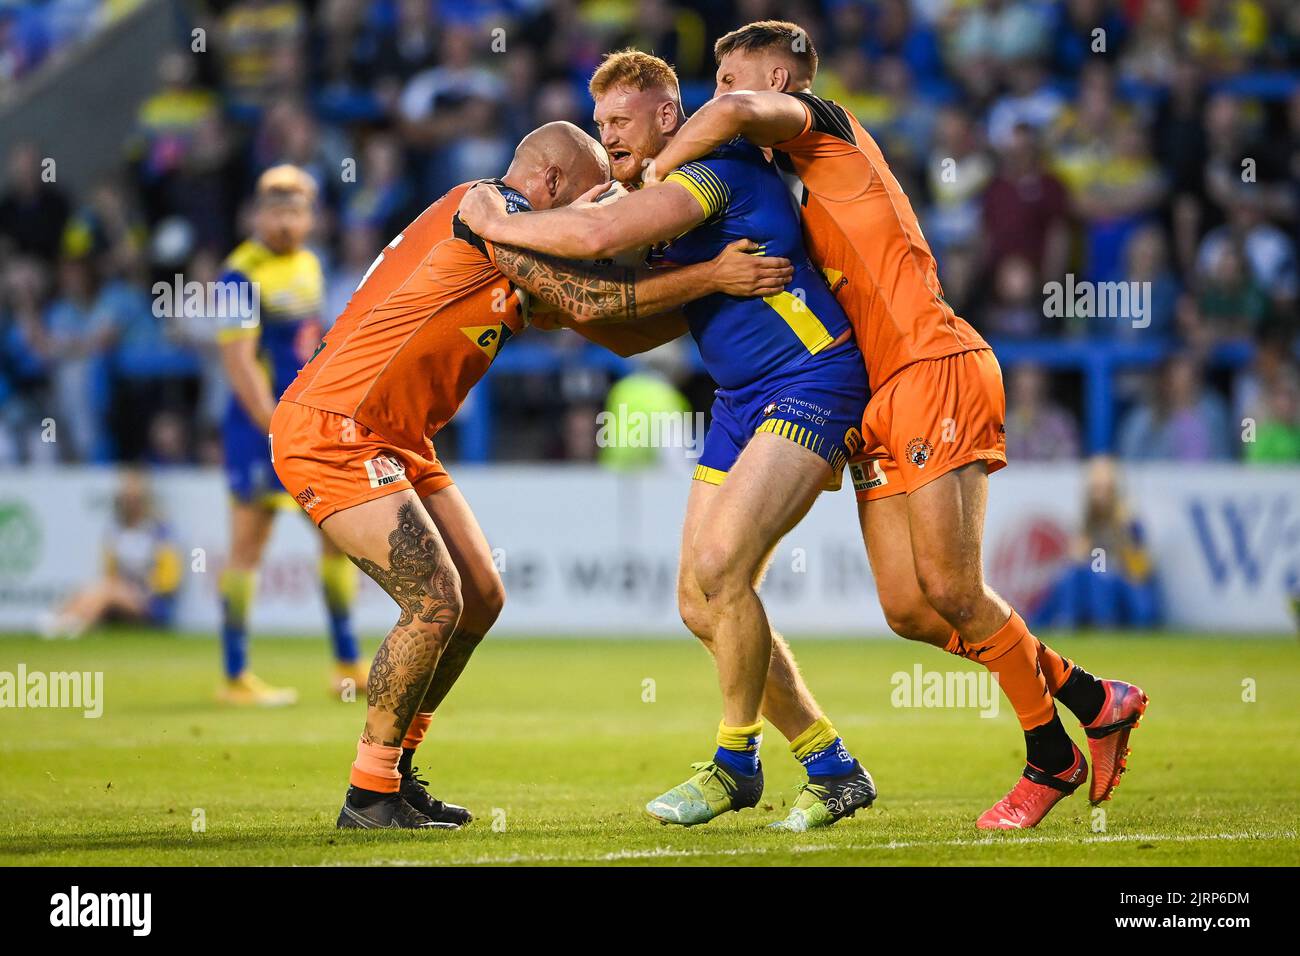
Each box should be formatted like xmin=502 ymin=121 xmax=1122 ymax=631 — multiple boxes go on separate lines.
xmin=217 ymin=239 xmax=325 ymax=402
xmin=655 ymin=138 xmax=853 ymax=389
xmin=217 ymin=239 xmax=324 ymax=500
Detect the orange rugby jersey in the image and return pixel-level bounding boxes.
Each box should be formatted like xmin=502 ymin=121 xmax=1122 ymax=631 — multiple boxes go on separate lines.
xmin=281 ymin=181 xmax=527 ymax=450
xmin=771 ymin=92 xmax=988 ymax=391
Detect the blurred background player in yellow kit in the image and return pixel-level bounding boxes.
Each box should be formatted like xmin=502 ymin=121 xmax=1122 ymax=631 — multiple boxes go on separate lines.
xmin=40 ymin=470 xmax=181 ymax=639
xmin=214 ymin=164 xmax=365 ymax=706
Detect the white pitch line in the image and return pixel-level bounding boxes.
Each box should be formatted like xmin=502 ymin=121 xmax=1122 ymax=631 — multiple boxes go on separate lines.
xmin=348 ymin=829 xmax=1296 ymax=867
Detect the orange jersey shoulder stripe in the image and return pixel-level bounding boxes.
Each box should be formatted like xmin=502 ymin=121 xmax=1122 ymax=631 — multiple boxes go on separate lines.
xmin=282 ymin=182 xmax=526 ymax=450
xmin=772 ymin=92 xmax=987 ymax=390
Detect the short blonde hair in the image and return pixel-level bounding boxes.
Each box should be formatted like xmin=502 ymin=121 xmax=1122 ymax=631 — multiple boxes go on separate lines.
xmin=256 ymin=164 xmax=317 ymax=204
xmin=588 ymin=49 xmax=681 ymax=102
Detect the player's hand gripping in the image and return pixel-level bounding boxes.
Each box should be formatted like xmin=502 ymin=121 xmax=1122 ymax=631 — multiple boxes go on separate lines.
xmin=709 ymin=238 xmax=793 ymax=298
xmin=457 ymin=182 xmax=508 ymax=236
xmin=528 ymin=304 xmax=572 ymax=331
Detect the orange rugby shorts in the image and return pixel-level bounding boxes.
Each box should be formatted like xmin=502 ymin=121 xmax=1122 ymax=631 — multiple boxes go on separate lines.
xmin=268 ymin=400 xmax=454 ymax=526
xmin=848 ymin=348 xmax=1007 ymax=501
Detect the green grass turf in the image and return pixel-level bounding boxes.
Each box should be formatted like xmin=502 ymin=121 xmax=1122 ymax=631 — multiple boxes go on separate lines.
xmin=0 ymin=630 xmax=1297 ymax=866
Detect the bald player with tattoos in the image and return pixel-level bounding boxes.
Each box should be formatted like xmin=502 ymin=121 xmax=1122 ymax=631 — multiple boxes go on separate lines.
xmin=269 ymin=121 xmax=792 ymax=829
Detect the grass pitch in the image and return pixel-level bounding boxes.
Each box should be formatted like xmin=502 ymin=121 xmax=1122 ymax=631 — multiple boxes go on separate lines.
xmin=1 ymin=630 xmax=1297 ymax=866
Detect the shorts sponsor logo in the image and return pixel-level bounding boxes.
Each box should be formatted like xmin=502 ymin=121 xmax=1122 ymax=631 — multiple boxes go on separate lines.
xmin=849 ymin=459 xmax=887 ymax=492
xmin=906 ymin=437 xmax=933 ymax=468
xmin=363 ymin=456 xmax=405 ymax=488
xmin=770 ymin=396 xmax=830 ymax=426
xmin=294 ymin=486 xmax=322 ymax=511
xmin=844 ymin=426 xmax=864 ymax=457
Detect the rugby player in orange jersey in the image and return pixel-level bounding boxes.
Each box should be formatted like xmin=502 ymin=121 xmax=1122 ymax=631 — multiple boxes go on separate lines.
xmin=269 ymin=121 xmax=794 ymax=830
xmin=643 ymin=21 xmax=1149 ymax=830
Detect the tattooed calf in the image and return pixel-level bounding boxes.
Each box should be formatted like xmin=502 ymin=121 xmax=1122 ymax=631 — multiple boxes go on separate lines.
xmin=349 ymin=502 xmax=462 ymax=745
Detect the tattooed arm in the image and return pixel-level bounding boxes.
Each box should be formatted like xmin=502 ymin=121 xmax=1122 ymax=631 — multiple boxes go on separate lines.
xmin=489 ymin=238 xmax=793 ymax=326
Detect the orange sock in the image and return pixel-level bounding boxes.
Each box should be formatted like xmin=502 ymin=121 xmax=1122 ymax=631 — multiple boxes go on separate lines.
xmin=402 ymin=712 xmax=433 ymax=751
xmin=1036 ymin=640 xmax=1073 ymax=695
xmin=957 ymin=629 xmax=1074 ymax=697
xmin=944 ymin=632 xmax=973 ymax=660
xmin=350 ymin=738 xmax=401 ymax=793
xmin=961 ymin=609 xmax=1056 ymax=730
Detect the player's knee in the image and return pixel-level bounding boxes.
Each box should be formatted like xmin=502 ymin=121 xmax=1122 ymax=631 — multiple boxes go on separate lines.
xmin=678 ymin=588 xmax=714 ymax=643
xmin=444 ymin=579 xmax=466 ymax=628
xmin=881 ymin=599 xmax=941 ymax=643
xmin=915 ymin=571 xmax=982 ymax=629
xmin=462 ymin=576 xmax=505 ymax=635
xmin=420 ymin=566 xmax=465 ymax=636
xmin=691 ymin=541 xmax=744 ymax=600
xmin=482 ymin=576 xmax=506 ymax=626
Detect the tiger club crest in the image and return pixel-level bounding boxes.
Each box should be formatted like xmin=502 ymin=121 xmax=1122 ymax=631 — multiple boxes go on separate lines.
xmin=906 ymin=437 xmax=934 ymax=468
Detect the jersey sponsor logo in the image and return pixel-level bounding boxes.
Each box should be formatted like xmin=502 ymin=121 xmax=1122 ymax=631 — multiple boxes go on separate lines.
xmin=849 ymin=459 xmax=887 ymax=492
xmin=499 ymin=186 xmax=531 ymax=214
xmin=906 ymin=437 xmax=934 ymax=468
xmin=363 ymin=455 xmax=406 ymax=488
xmin=294 ymin=486 xmax=322 ymax=511
xmin=460 ymin=322 xmax=514 ymax=360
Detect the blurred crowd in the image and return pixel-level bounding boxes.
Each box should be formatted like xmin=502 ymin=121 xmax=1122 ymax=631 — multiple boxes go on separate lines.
xmin=0 ymin=0 xmax=148 ymax=98
xmin=0 ymin=0 xmax=1298 ymax=467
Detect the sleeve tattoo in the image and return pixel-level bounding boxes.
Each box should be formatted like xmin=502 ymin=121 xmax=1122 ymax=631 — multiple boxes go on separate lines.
xmin=492 ymin=245 xmax=638 ymax=322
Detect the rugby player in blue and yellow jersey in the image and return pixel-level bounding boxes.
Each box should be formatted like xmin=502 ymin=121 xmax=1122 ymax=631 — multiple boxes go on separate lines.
xmin=458 ymin=51 xmax=876 ymax=831
xmin=214 ymin=165 xmax=366 ymax=706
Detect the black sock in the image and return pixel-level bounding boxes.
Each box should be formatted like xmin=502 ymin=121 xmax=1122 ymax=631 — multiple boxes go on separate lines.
xmin=347 ymin=785 xmax=393 ymax=807
xmin=1024 ymin=714 xmax=1074 ymax=776
xmin=398 ymin=747 xmax=415 ymax=775
xmin=1055 ymin=665 xmax=1106 ymax=726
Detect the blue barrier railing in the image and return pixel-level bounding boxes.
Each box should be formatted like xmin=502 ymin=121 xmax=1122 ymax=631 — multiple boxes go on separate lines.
xmin=987 ymin=338 xmax=1255 ymax=453
xmin=448 ymin=336 xmax=1257 ymax=461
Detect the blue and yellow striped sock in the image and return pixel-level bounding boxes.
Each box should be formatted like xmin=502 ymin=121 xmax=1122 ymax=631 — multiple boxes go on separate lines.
xmin=791 ymin=716 xmax=855 ymax=777
xmin=714 ymin=719 xmax=763 ymax=776
xmin=219 ymin=568 xmax=256 ymax=678
xmin=320 ymin=553 xmax=360 ymax=664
